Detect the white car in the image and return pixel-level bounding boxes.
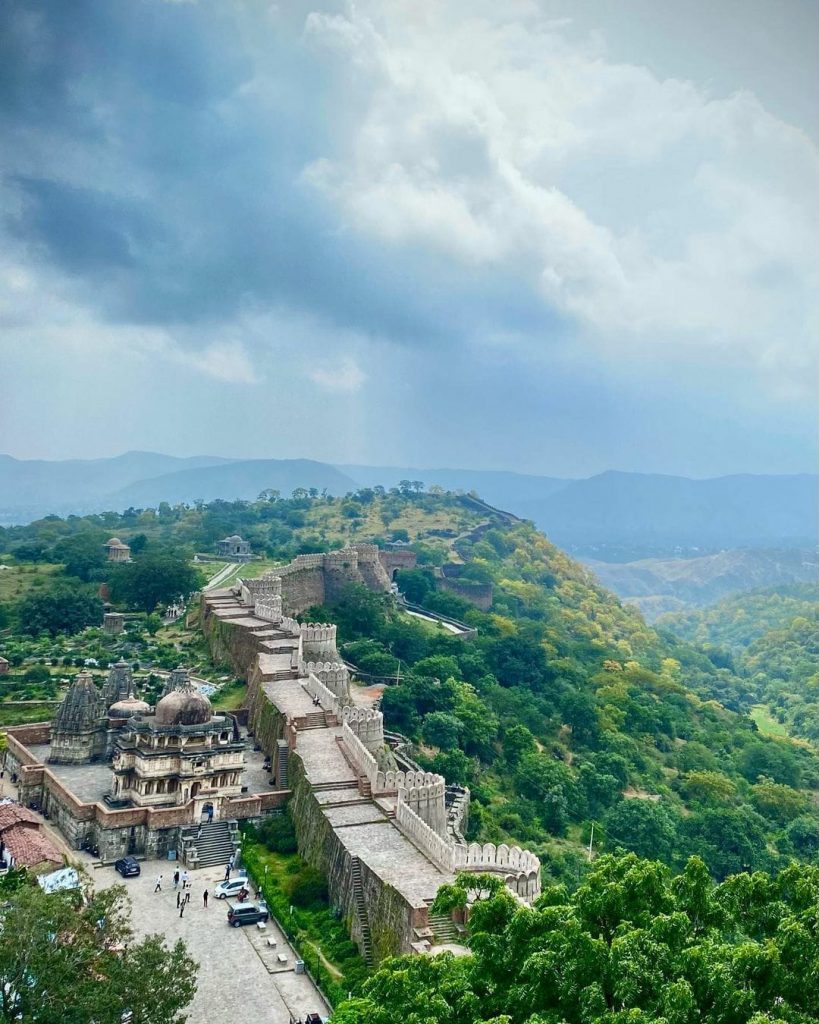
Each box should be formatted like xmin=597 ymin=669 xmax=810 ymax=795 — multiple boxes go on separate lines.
xmin=214 ymin=876 xmax=249 ymax=900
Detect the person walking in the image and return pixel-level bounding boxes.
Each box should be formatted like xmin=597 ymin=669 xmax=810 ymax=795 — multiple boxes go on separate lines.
xmin=203 ymin=889 xmax=209 ymax=909
xmin=176 ymin=891 xmax=181 ymax=908
xmin=181 ymin=869 xmax=190 ymax=889
xmin=224 ymin=862 xmax=231 ymax=881
xmin=179 ymin=900 xmax=185 ymax=919
xmin=154 ymin=874 xmax=163 ymax=893
xmin=173 ymin=869 xmax=180 ymax=889
xmin=185 ymin=888 xmax=191 ymax=905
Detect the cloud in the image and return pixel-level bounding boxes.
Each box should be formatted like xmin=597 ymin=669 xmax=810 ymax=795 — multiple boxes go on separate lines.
xmin=307 ymin=356 xmax=367 ymax=393
xmin=0 ymin=0 xmax=815 ymax=472
xmin=303 ymin=1 xmax=818 ymax=381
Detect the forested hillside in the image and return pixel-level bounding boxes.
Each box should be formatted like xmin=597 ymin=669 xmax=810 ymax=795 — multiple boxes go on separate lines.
xmin=661 ymin=585 xmax=818 ymax=744
xmin=1 ymin=491 xmax=817 ymax=886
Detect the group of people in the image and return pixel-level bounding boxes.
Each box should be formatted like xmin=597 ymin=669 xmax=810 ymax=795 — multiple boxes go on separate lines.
xmin=153 ymin=869 xmax=209 ymax=916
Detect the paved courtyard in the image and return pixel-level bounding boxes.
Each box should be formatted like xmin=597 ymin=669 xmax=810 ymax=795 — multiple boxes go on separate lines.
xmin=96 ymin=859 xmax=331 ymax=1024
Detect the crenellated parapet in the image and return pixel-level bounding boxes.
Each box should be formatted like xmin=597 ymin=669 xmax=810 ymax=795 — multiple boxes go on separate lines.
xmin=341 ymin=706 xmax=384 ymax=753
xmin=398 ymin=773 xmax=447 ymax=836
xmin=300 ymin=622 xmax=338 ymax=660
xmin=393 ymin=797 xmax=542 ymax=903
xmin=302 ymin=661 xmax=350 ymax=703
xmin=254 ymin=595 xmax=283 ymax=623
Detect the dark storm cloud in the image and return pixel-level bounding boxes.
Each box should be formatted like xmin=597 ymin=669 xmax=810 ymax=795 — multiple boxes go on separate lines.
xmin=0 ymin=0 xmax=561 ymax=350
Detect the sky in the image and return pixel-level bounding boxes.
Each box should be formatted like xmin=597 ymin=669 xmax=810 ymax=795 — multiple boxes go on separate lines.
xmin=0 ymin=0 xmax=816 ymax=478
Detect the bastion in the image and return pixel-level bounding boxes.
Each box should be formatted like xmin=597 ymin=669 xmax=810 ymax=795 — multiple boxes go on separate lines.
xmin=199 ymin=544 xmax=541 ymax=961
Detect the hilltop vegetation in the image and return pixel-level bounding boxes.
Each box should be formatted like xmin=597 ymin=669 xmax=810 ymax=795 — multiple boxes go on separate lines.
xmin=660 ymin=585 xmax=818 ymax=744
xmin=1 ymin=490 xmax=817 ymax=886
xmin=334 ymin=856 xmax=819 ymax=1024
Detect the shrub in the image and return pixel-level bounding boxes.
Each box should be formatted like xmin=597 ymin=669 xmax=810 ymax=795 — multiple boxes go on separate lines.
xmin=286 ymin=867 xmax=329 ymax=909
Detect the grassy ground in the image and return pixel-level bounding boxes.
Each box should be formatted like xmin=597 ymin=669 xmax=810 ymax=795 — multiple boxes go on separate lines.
xmin=0 ymin=562 xmax=63 ymax=603
xmin=211 ymin=680 xmax=247 ymax=710
xmin=240 ymin=839 xmax=369 ymax=1007
xmin=750 ymin=704 xmax=791 ymax=739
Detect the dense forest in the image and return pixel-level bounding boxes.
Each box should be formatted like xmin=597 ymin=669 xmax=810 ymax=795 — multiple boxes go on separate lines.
xmin=3 ymin=488 xmax=816 ymax=887
xmin=334 ymin=856 xmax=819 ymax=1024
xmin=660 ymin=585 xmax=818 ymax=744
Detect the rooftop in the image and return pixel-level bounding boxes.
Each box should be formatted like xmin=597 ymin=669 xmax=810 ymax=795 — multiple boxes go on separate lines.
xmin=3 ymin=823 xmax=63 ymax=869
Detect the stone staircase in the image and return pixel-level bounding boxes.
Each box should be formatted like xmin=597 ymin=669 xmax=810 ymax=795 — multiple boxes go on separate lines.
xmin=299 ymin=711 xmax=329 ymax=730
xmin=351 ymin=855 xmax=374 ymax=966
xmin=429 ymin=913 xmax=460 ymax=944
xmin=182 ymin=820 xmax=236 ymax=869
xmin=276 ymin=739 xmax=289 ymax=788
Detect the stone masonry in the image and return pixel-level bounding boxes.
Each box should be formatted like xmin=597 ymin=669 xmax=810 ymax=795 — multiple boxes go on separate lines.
xmin=201 ymin=547 xmax=541 ymax=961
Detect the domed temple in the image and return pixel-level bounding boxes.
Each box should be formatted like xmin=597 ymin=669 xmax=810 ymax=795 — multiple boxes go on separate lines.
xmin=109 ymin=670 xmax=245 ymax=812
xmin=5 ymin=661 xmax=269 ymax=866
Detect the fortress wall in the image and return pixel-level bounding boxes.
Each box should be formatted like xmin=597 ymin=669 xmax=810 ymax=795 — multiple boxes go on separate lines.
xmin=304 ymin=673 xmax=342 ymax=719
xmin=379 ymin=549 xmax=417 ymax=578
xmin=280 ymin=567 xmax=326 ymax=615
xmin=302 ymin=661 xmax=350 ymax=702
xmin=340 ymin=706 xmax=384 ymax=753
xmin=437 ymin=577 xmax=494 ymax=610
xmin=288 ymin=753 xmax=424 ymax=959
xmin=354 ymin=543 xmax=393 ymax=591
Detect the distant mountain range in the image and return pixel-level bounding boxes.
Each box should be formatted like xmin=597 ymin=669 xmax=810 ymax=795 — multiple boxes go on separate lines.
xmin=1 ymin=453 xmax=815 ymax=567
xmin=584 ymin=548 xmax=818 ymax=621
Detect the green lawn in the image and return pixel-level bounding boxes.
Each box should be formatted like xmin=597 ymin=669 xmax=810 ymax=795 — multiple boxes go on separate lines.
xmin=211 ymin=680 xmax=247 ymax=710
xmin=750 ymin=704 xmax=790 ymax=739
xmin=0 ymin=563 xmax=63 ymax=604
xmin=241 ymin=838 xmax=369 ymax=1006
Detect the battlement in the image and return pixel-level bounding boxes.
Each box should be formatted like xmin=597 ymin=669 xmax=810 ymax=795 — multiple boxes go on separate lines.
xmin=254 ymin=595 xmax=283 ymax=623
xmin=300 ymin=623 xmax=337 ymax=643
xmin=341 ymin=705 xmax=384 ymax=753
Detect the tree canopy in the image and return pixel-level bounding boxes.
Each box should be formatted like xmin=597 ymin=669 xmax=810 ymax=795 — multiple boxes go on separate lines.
xmin=335 ymin=855 xmax=819 ymax=1024
xmin=0 ymin=878 xmax=197 ymax=1024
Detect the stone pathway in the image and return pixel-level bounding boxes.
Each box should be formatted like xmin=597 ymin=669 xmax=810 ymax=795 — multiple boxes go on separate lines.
xmin=96 ymin=860 xmax=331 ymax=1024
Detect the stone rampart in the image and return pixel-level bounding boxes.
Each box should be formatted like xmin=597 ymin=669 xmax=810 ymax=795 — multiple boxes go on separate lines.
xmin=394 ymin=795 xmax=455 ymax=873
xmin=341 ymin=721 xmax=379 ymax=787
xmin=437 ymin=577 xmax=494 ymax=610
xmin=340 ymin=706 xmax=384 ymax=753
xmin=401 ymin=776 xmax=447 ymax=836
xmin=379 ymin=548 xmax=417 ymax=579
xmin=254 ymin=595 xmax=283 ymax=622
xmin=302 ymin=661 xmax=350 ymax=702
xmin=304 ymin=674 xmax=342 ymax=719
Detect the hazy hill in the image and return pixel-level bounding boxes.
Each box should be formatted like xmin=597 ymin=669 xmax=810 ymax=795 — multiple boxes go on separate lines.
xmin=1 ymin=455 xmax=814 ymax=562
xmin=339 ymin=464 xmax=569 ymax=505
xmin=517 ymin=470 xmax=817 ymax=557
xmin=0 ymin=451 xmax=232 ymax=522
xmin=108 ymin=459 xmax=358 ymax=507
xmin=585 ymin=548 xmax=817 ymax=620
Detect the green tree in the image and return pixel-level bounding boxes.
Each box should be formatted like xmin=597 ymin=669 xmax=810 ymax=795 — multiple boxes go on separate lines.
xmin=16 ymin=584 xmax=103 ymax=637
xmin=53 ymin=533 xmax=108 ymax=582
xmin=602 ymin=799 xmax=679 ymax=862
xmin=109 ymin=551 xmax=202 ymax=612
xmin=0 ymin=879 xmax=197 ymax=1023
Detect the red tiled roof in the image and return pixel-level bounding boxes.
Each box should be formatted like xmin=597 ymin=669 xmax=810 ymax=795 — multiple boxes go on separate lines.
xmin=0 ymin=804 xmax=41 ymax=833
xmin=3 ymin=824 xmax=62 ymax=869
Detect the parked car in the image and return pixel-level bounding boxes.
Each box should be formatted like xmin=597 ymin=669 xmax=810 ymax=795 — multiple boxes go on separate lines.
xmin=214 ymin=876 xmax=249 ymax=900
xmin=114 ymin=856 xmax=141 ymax=878
xmin=227 ymin=903 xmax=269 ymax=928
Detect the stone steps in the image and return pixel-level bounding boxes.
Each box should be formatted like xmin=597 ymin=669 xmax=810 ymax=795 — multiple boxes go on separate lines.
xmin=276 ymin=740 xmax=289 ymax=788
xmin=182 ymin=820 xmax=235 ymax=869
xmin=312 ymin=780 xmax=359 ymax=793
xmin=351 ymin=856 xmax=374 ymax=967
xmin=429 ymin=913 xmax=460 ymax=944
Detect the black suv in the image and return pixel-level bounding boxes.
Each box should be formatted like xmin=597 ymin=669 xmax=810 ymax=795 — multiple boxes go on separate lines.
xmin=114 ymin=856 xmax=141 ymax=878
xmin=227 ymin=903 xmax=270 ymax=927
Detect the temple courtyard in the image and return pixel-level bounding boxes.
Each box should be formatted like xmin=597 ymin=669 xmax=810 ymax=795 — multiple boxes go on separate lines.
xmin=95 ymin=859 xmax=330 ymax=1024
